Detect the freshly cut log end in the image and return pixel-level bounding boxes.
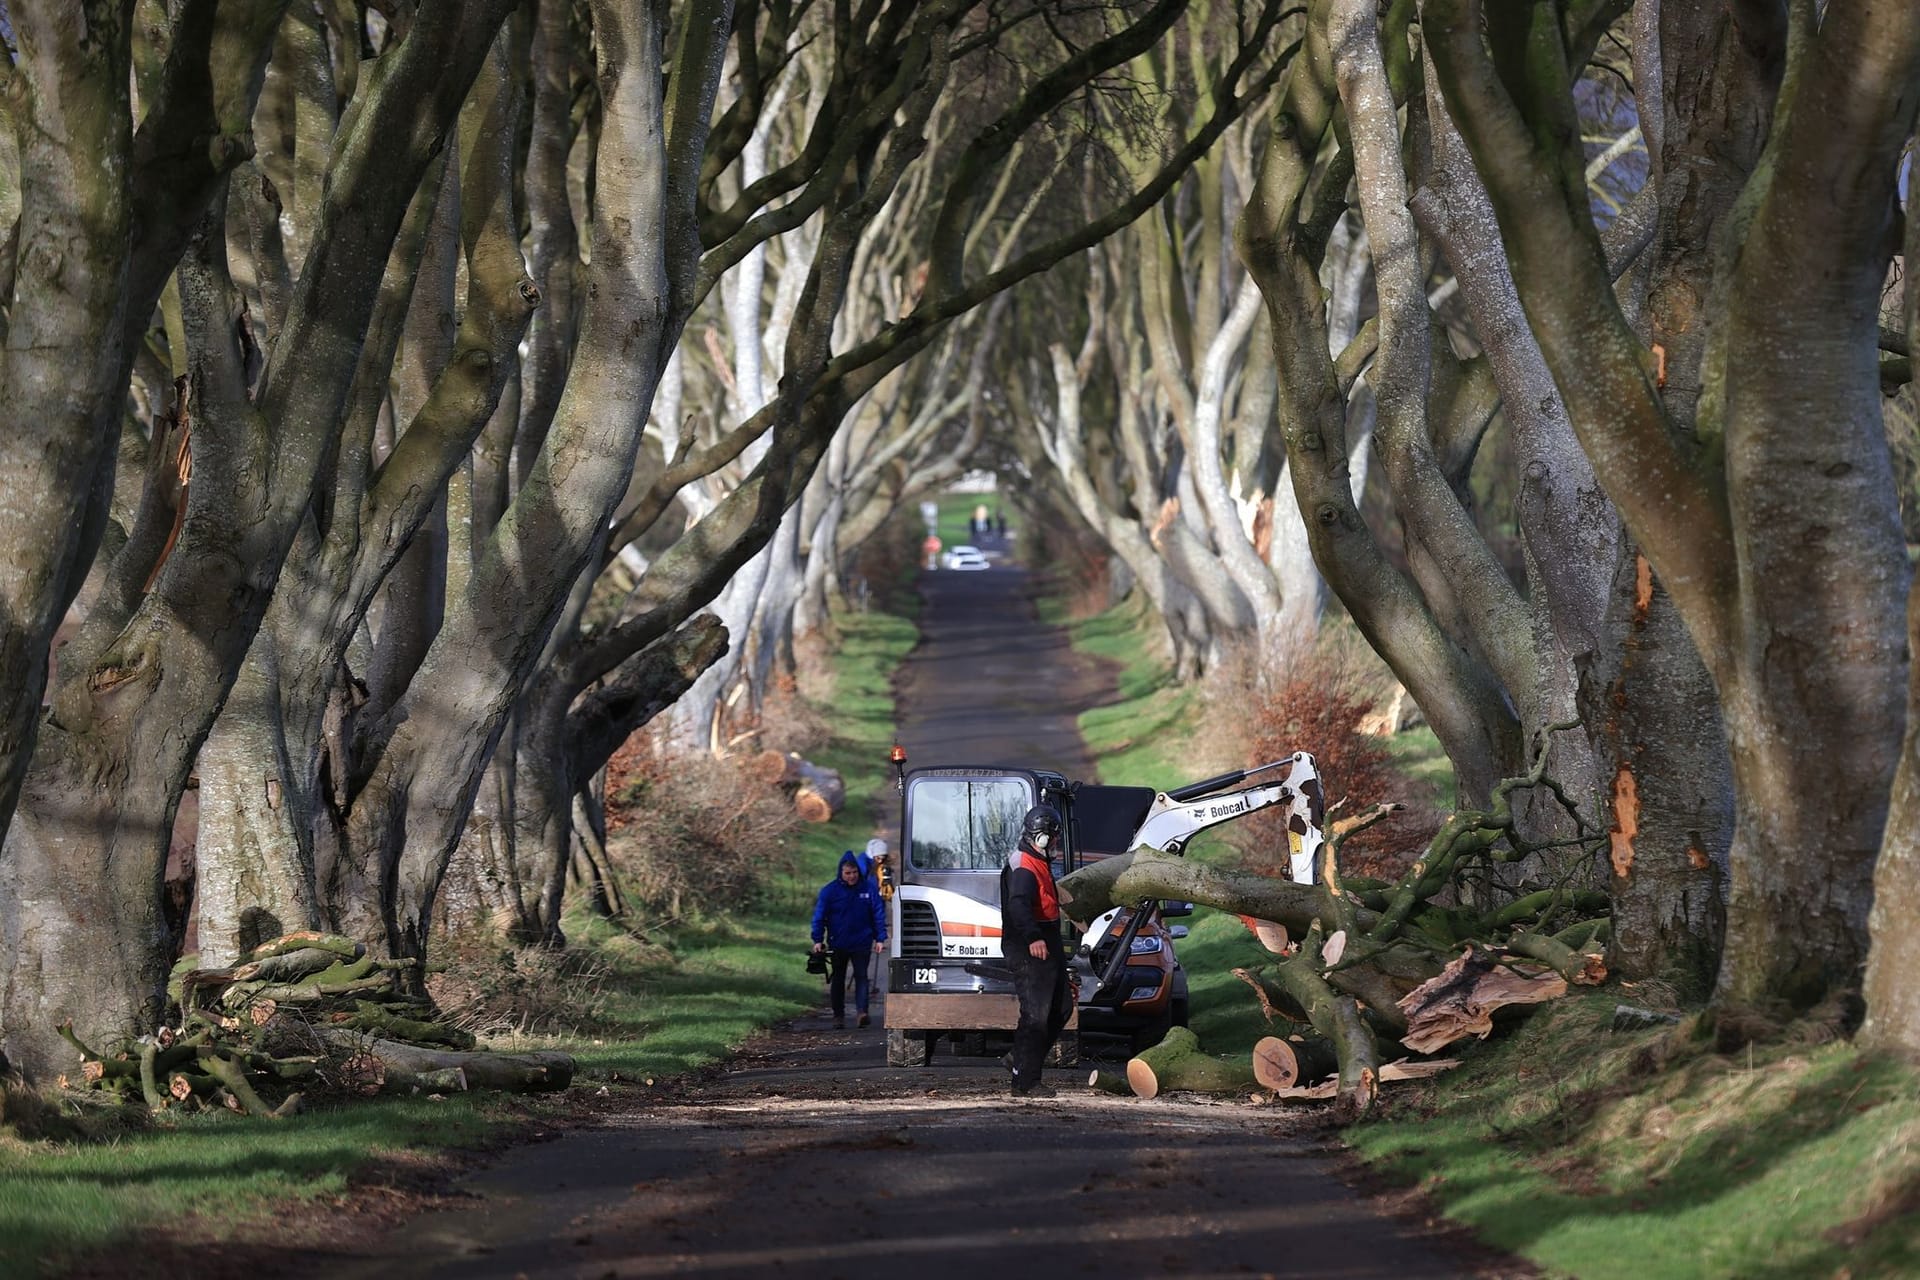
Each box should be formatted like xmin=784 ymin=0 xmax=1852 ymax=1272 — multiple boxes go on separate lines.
xmin=1087 ymin=1069 xmax=1132 ymax=1095
xmin=1125 ymin=1058 xmax=1162 ymax=1100
xmin=752 ymin=749 xmax=797 ymax=785
xmin=1253 ymin=920 xmax=1290 ymax=955
xmin=1255 ymin=1035 xmax=1341 ymax=1091
xmin=1254 ymin=1037 xmax=1298 ymax=1091
xmin=796 ymin=787 xmax=838 ymax=823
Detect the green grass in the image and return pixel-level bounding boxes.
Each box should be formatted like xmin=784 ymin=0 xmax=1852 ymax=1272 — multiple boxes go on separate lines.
xmin=0 ymin=1093 xmax=503 ymax=1273
xmin=1057 ymin=591 xmax=1199 ymax=789
xmin=0 ymin=605 xmax=920 ymax=1279
xmin=1172 ymin=907 xmax=1287 ymax=1057
xmin=1348 ymin=995 xmax=1920 ymax=1279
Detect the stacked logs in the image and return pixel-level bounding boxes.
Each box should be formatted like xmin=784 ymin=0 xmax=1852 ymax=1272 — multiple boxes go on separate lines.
xmin=1062 ymin=730 xmax=1608 ymax=1118
xmin=54 ymin=931 xmax=573 ymax=1118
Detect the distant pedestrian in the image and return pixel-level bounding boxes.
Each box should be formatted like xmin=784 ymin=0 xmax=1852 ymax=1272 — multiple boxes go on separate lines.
xmin=811 ymin=851 xmax=888 ymax=1028
xmin=1001 ymin=804 xmax=1071 ymax=1097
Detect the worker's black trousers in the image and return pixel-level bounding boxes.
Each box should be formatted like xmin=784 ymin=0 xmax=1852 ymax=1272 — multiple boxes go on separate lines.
xmin=1007 ymin=949 xmax=1071 ymax=1090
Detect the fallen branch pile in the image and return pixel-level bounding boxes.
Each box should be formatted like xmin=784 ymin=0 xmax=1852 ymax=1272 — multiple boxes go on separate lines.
xmin=53 ymin=931 xmax=574 ymax=1118
xmin=1062 ymin=727 xmax=1608 ymax=1118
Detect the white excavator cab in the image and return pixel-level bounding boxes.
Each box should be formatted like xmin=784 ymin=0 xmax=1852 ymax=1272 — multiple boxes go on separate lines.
xmin=880 ymin=753 xmax=1323 ymax=1066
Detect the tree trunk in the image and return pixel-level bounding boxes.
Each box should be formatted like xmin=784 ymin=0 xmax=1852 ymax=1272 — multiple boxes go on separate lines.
xmin=1862 ymin=148 xmax=1920 ymax=1056
xmin=1585 ymin=551 xmax=1730 ymax=990
xmin=0 ymin=2 xmax=136 ymax=845
xmin=1427 ymin=0 xmax=1920 ymax=1013
xmin=194 ymin=642 xmax=321 ymax=966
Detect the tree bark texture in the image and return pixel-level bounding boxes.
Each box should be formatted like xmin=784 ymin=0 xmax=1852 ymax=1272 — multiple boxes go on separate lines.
xmin=0 ymin=0 xmax=520 ymax=1079
xmin=1426 ymin=0 xmax=1920 ymax=1012
xmin=1863 ymin=145 xmax=1920 ymax=1055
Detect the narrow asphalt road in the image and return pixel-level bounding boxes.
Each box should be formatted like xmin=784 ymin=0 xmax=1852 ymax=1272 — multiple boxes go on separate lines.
xmin=293 ymin=567 xmax=1524 ymax=1280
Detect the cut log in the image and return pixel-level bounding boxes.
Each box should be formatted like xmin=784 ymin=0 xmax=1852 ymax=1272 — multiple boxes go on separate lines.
xmin=168 ymin=1071 xmax=213 ymax=1101
xmin=1250 ymin=919 xmax=1290 ymax=955
xmin=758 ymin=751 xmax=846 ymax=822
xmin=384 ymin=1066 xmax=469 ymax=1094
xmin=1066 ymin=847 xmax=1378 ymax=936
xmin=1552 ymin=917 xmax=1611 ymax=952
xmin=793 ymin=761 xmax=845 ymax=823
xmin=752 ymin=749 xmax=799 ymax=785
xmin=321 ymin=1032 xmax=575 ymax=1093
xmin=1124 ymin=1026 xmax=1255 ymax=1099
xmin=138 ymin=1041 xmax=166 ymax=1111
xmin=1056 ymin=853 xmax=1129 ymax=910
xmin=1397 ymin=947 xmax=1569 ymax=1054
xmin=199 ymin=1051 xmax=282 ymax=1118
xmin=1252 ymin=1036 xmax=1341 ymax=1091
xmin=1086 ymin=1069 xmax=1132 ymax=1095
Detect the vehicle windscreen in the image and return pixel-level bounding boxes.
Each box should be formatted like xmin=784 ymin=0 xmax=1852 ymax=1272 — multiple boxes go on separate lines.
xmin=908 ymin=776 xmax=1030 ymax=871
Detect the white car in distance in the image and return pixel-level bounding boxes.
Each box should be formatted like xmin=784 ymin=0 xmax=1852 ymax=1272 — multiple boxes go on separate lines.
xmin=942 ymin=545 xmax=991 ymax=571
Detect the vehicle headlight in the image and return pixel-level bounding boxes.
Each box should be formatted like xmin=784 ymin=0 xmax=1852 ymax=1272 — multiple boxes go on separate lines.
xmin=1127 ymin=985 xmax=1162 ymax=1001
xmin=1128 ymin=935 xmax=1163 ymax=955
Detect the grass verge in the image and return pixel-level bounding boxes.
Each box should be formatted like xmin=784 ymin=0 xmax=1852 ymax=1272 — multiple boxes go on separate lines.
xmin=0 ymin=606 xmax=917 ymax=1278
xmin=1348 ymin=995 xmax=1920 ymax=1279
xmin=1053 ymin=589 xmax=1198 ymax=789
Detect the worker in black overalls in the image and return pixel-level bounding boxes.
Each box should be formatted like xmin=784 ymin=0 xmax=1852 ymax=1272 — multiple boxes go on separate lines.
xmin=1002 ymin=803 xmax=1071 ymax=1097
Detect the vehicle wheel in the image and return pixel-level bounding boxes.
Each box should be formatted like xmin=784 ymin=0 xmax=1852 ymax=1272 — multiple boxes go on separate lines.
xmin=1047 ymin=1031 xmax=1079 ymax=1067
xmin=1170 ymin=996 xmax=1190 ymax=1028
xmin=886 ymin=1028 xmax=932 ymax=1067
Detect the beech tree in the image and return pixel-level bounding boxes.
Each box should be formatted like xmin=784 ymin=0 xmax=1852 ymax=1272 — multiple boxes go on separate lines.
xmin=0 ymin=0 xmax=522 ymax=1079
xmin=0 ymin=0 xmax=1303 ymax=1079
xmin=1427 ymin=0 xmax=1920 ymax=1017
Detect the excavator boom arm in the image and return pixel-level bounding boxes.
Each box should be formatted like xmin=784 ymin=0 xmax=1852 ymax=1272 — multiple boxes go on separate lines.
xmin=1130 ymin=752 xmax=1325 ymax=883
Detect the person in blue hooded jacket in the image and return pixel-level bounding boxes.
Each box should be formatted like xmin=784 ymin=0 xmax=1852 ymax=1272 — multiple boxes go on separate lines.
xmin=811 ymin=850 xmax=888 ymax=1028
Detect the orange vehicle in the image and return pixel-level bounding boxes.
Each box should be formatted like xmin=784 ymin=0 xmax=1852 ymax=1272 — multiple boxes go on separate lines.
xmin=881 ymin=752 xmax=1326 ymax=1065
